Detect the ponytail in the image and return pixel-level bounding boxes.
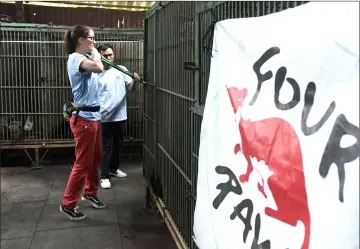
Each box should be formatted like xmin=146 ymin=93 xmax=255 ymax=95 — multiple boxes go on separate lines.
xmin=64 ymin=25 xmax=91 ymax=55
xmin=64 ymin=30 xmax=75 ymax=55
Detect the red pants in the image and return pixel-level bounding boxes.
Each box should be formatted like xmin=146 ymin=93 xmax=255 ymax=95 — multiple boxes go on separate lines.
xmin=63 ymin=116 xmax=102 ymax=209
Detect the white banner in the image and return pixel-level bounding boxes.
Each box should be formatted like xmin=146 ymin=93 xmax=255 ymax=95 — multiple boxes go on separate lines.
xmin=194 ymin=2 xmax=359 ymax=249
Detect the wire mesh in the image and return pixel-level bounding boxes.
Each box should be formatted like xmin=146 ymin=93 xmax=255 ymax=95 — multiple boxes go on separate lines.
xmin=0 ymin=23 xmax=144 ymax=150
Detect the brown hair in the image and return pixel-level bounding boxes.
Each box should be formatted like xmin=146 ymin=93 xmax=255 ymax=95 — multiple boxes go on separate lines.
xmin=97 ymin=43 xmax=113 ymax=53
xmin=64 ymin=25 xmax=91 ymax=55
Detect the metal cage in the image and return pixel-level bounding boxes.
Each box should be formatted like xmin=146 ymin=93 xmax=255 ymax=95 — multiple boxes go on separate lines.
xmin=143 ymin=1 xmax=308 ymax=248
xmin=0 ymin=22 xmax=144 ymax=167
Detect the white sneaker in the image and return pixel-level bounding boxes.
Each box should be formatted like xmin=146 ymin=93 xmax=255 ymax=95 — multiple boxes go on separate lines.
xmin=100 ymin=179 xmax=111 ymax=189
xmin=110 ymin=169 xmax=127 ymax=178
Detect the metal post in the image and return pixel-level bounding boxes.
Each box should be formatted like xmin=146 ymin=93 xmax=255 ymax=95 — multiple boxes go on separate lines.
xmin=143 ymin=19 xmax=148 ymax=179
xmin=194 ymin=3 xmax=200 ymax=105
xmin=30 ymin=148 xmax=42 ymax=170
xmin=153 ymin=7 xmax=158 ymax=196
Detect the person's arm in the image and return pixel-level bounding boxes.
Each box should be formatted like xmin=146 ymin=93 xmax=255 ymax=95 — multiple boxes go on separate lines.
xmin=127 ymin=75 xmax=141 ymax=92
xmin=121 ymin=66 xmax=135 ymax=92
xmin=119 ymin=65 xmax=140 ymax=92
xmin=127 ymin=78 xmax=136 ymax=92
xmin=80 ymin=49 xmax=104 ymax=73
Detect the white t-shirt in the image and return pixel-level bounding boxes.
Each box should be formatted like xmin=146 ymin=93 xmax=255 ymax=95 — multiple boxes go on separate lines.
xmin=98 ymin=66 xmax=132 ymax=122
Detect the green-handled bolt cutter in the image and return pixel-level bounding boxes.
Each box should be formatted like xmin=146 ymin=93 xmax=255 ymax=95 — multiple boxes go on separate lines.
xmin=101 ymin=55 xmax=145 ymax=83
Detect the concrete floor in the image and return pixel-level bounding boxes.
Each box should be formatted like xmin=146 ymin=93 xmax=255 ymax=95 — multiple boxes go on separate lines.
xmin=0 ymin=163 xmax=177 ymax=249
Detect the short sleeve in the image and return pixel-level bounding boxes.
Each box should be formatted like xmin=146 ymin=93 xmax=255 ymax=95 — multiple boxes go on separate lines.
xmin=119 ymin=66 xmax=133 ymax=85
xmin=70 ymin=53 xmax=87 ymax=74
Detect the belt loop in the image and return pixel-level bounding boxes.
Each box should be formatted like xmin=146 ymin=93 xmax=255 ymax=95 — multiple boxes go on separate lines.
xmin=73 ymin=110 xmax=80 ymax=125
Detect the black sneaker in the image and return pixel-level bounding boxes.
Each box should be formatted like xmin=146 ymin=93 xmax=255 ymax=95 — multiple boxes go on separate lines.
xmin=60 ymin=205 xmax=86 ymax=221
xmin=81 ymin=195 xmax=106 ymax=209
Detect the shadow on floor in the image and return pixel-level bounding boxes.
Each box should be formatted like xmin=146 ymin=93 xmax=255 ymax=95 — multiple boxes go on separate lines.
xmin=0 ymin=163 xmax=177 ymax=249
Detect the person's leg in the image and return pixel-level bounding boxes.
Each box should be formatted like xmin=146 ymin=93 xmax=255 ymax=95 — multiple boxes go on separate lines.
xmin=110 ymin=120 xmax=127 ymax=178
xmin=61 ymin=116 xmax=97 ymax=220
xmin=82 ymin=120 xmax=106 ymax=208
xmin=100 ymin=122 xmax=113 ymax=180
xmin=109 ymin=121 xmax=121 ymax=174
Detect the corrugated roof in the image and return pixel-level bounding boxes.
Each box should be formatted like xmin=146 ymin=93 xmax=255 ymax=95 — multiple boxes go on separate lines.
xmin=0 ymin=1 xmax=155 ymax=11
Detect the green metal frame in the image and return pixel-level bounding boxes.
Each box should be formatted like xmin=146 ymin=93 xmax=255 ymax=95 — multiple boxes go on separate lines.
xmin=0 ymin=22 xmax=144 ymax=33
